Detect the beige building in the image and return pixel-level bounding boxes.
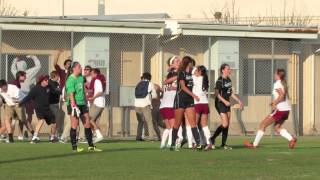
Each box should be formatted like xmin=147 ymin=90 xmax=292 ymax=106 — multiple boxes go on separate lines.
xmin=0 ymin=16 xmax=319 ymax=138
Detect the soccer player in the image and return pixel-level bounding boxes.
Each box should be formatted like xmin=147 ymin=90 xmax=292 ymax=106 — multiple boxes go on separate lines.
xmin=171 ymin=56 xmax=201 ymax=151
xmin=159 ymin=56 xmax=181 ymax=149
xmin=244 ymin=69 xmax=297 ymax=149
xmin=87 ymin=68 xmax=106 ymax=143
xmin=209 ymin=64 xmax=243 ymax=150
xmin=66 ymin=62 xmax=101 ymax=152
xmin=20 ymin=75 xmax=58 ymax=143
xmin=193 ymin=65 xmax=212 ymax=150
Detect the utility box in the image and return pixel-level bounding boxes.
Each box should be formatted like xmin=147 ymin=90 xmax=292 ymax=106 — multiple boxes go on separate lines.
xmin=73 ymin=35 xmax=110 ymax=94
xmin=119 ymin=86 xmax=136 ymax=107
xmin=212 ymin=39 xmax=239 ymax=70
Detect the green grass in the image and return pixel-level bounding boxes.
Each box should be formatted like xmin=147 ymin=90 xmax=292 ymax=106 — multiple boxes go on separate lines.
xmin=0 ymin=136 xmax=319 ymax=180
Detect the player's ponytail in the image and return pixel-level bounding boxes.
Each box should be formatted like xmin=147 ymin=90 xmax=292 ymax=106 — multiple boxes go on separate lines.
xmin=198 ymin=65 xmax=209 ymax=91
xmin=276 ymin=69 xmax=289 ymax=99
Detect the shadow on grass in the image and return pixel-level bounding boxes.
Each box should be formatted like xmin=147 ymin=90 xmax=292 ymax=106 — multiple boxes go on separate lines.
xmin=0 ymin=147 xmax=154 ymax=165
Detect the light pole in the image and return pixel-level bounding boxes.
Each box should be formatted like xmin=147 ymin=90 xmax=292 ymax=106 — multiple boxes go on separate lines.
xmin=98 ymin=0 xmax=105 ymax=16
xmin=62 ymin=0 xmax=65 ymax=17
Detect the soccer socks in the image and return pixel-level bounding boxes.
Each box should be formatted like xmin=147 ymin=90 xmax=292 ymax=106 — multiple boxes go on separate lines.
xmin=186 ymin=125 xmax=194 ymax=147
xmin=171 ymin=128 xmax=179 ymax=146
xmin=191 ymin=127 xmax=201 ymax=145
xmin=160 ymin=129 xmax=170 ymax=148
xmin=8 ymin=133 xmax=14 ymax=142
xmin=202 ymin=126 xmax=211 ymax=145
xmin=221 ymin=126 xmax=229 ymax=146
xmin=70 ymin=128 xmax=77 ymax=149
xmin=253 ymin=130 xmax=264 ymax=147
xmin=280 ymin=129 xmax=293 ymax=141
xmin=167 ymin=129 xmax=172 ymax=147
xmin=85 ymin=128 xmax=94 ymax=147
xmin=177 ymin=126 xmax=183 ymax=141
xmin=210 ymin=125 xmax=223 ymax=144
xmin=95 ymin=129 xmax=103 ymax=138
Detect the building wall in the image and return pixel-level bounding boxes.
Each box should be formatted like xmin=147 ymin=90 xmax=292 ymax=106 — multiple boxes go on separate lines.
xmin=0 ymin=29 xmax=318 ymax=137
xmin=314 ymin=53 xmax=320 ymax=132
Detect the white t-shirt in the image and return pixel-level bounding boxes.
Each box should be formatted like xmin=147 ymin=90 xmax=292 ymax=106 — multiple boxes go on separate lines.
xmin=0 ymin=84 xmax=25 ymax=106
xmin=272 ymin=80 xmax=291 ymax=111
xmin=160 ymin=85 xmax=176 ymax=109
xmin=192 ymin=75 xmax=209 ymax=104
xmin=93 ymin=79 xmax=105 ymax=108
xmin=134 ymin=81 xmax=157 ymax=108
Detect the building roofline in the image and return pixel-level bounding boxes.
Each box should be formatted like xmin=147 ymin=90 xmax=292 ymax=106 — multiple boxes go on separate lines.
xmin=0 ymin=16 xmax=318 ymax=39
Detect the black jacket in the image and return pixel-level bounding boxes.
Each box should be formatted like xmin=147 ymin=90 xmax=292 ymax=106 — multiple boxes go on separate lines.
xmin=49 ymin=79 xmax=62 ymax=104
xmin=20 ymin=84 xmax=50 ymax=112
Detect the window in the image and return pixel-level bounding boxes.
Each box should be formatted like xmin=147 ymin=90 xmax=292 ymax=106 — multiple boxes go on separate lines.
xmin=242 ymin=59 xmax=287 ymax=95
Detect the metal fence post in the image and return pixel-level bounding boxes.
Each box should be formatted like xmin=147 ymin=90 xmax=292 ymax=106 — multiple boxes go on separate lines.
xmin=71 ymin=31 xmax=74 ymax=60
xmin=141 ymin=34 xmax=145 ymax=74
xmin=271 ymin=39 xmax=275 ymax=137
xmin=207 ymin=36 xmax=212 ymax=129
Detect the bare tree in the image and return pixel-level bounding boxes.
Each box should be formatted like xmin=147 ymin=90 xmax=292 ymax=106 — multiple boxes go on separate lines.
xmin=0 ymin=0 xmax=30 ymax=16
xmin=202 ymin=0 xmax=315 ymax=26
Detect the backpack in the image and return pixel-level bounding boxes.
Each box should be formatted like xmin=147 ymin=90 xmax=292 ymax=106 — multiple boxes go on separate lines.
xmin=135 ymin=81 xmax=150 ymax=98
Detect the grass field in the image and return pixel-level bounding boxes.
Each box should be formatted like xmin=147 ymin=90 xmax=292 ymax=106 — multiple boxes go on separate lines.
xmin=0 ymin=136 xmax=319 ymax=180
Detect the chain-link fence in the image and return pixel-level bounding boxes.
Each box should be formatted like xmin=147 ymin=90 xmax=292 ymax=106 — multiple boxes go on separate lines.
xmin=0 ymin=27 xmax=311 ymax=138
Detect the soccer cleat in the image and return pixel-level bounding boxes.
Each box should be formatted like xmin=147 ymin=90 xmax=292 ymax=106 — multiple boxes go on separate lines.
xmin=180 ymin=139 xmax=188 ymax=148
xmin=221 ymin=145 xmax=233 ymax=150
xmin=30 ymin=137 xmax=40 ymax=144
xmin=289 ymin=137 xmax=297 ymax=149
xmin=244 ymin=140 xmax=256 ymax=149
xmin=88 ymin=146 xmax=103 ymax=152
xmin=73 ymin=147 xmax=84 ymax=153
xmin=6 ymin=139 xmax=14 ymax=143
xmin=173 ymin=142 xmax=182 ymax=152
xmin=93 ymin=136 xmax=104 ymax=144
xmin=204 ymin=144 xmax=213 ymax=151
xmin=59 ymin=138 xmax=68 ymax=144
xmin=195 ymin=144 xmax=203 ymax=150
xmin=0 ymin=135 xmax=7 ymax=142
xmin=17 ymin=136 xmax=25 ymax=141
xmin=50 ymin=137 xmax=59 ymax=143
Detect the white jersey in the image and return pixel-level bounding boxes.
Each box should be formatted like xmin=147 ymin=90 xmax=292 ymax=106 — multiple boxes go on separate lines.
xmin=192 ymin=75 xmax=209 ymax=104
xmin=160 ymin=84 xmax=176 ymax=109
xmin=272 ymin=80 xmax=291 ymax=111
xmin=93 ymin=79 xmax=105 ymax=108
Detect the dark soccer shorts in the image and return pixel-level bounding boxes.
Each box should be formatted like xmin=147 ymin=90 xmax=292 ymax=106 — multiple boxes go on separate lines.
xmin=67 ymin=105 xmax=89 ymax=116
xmin=215 ymin=102 xmax=230 ymax=114
xmin=174 ymin=95 xmax=194 ymax=109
